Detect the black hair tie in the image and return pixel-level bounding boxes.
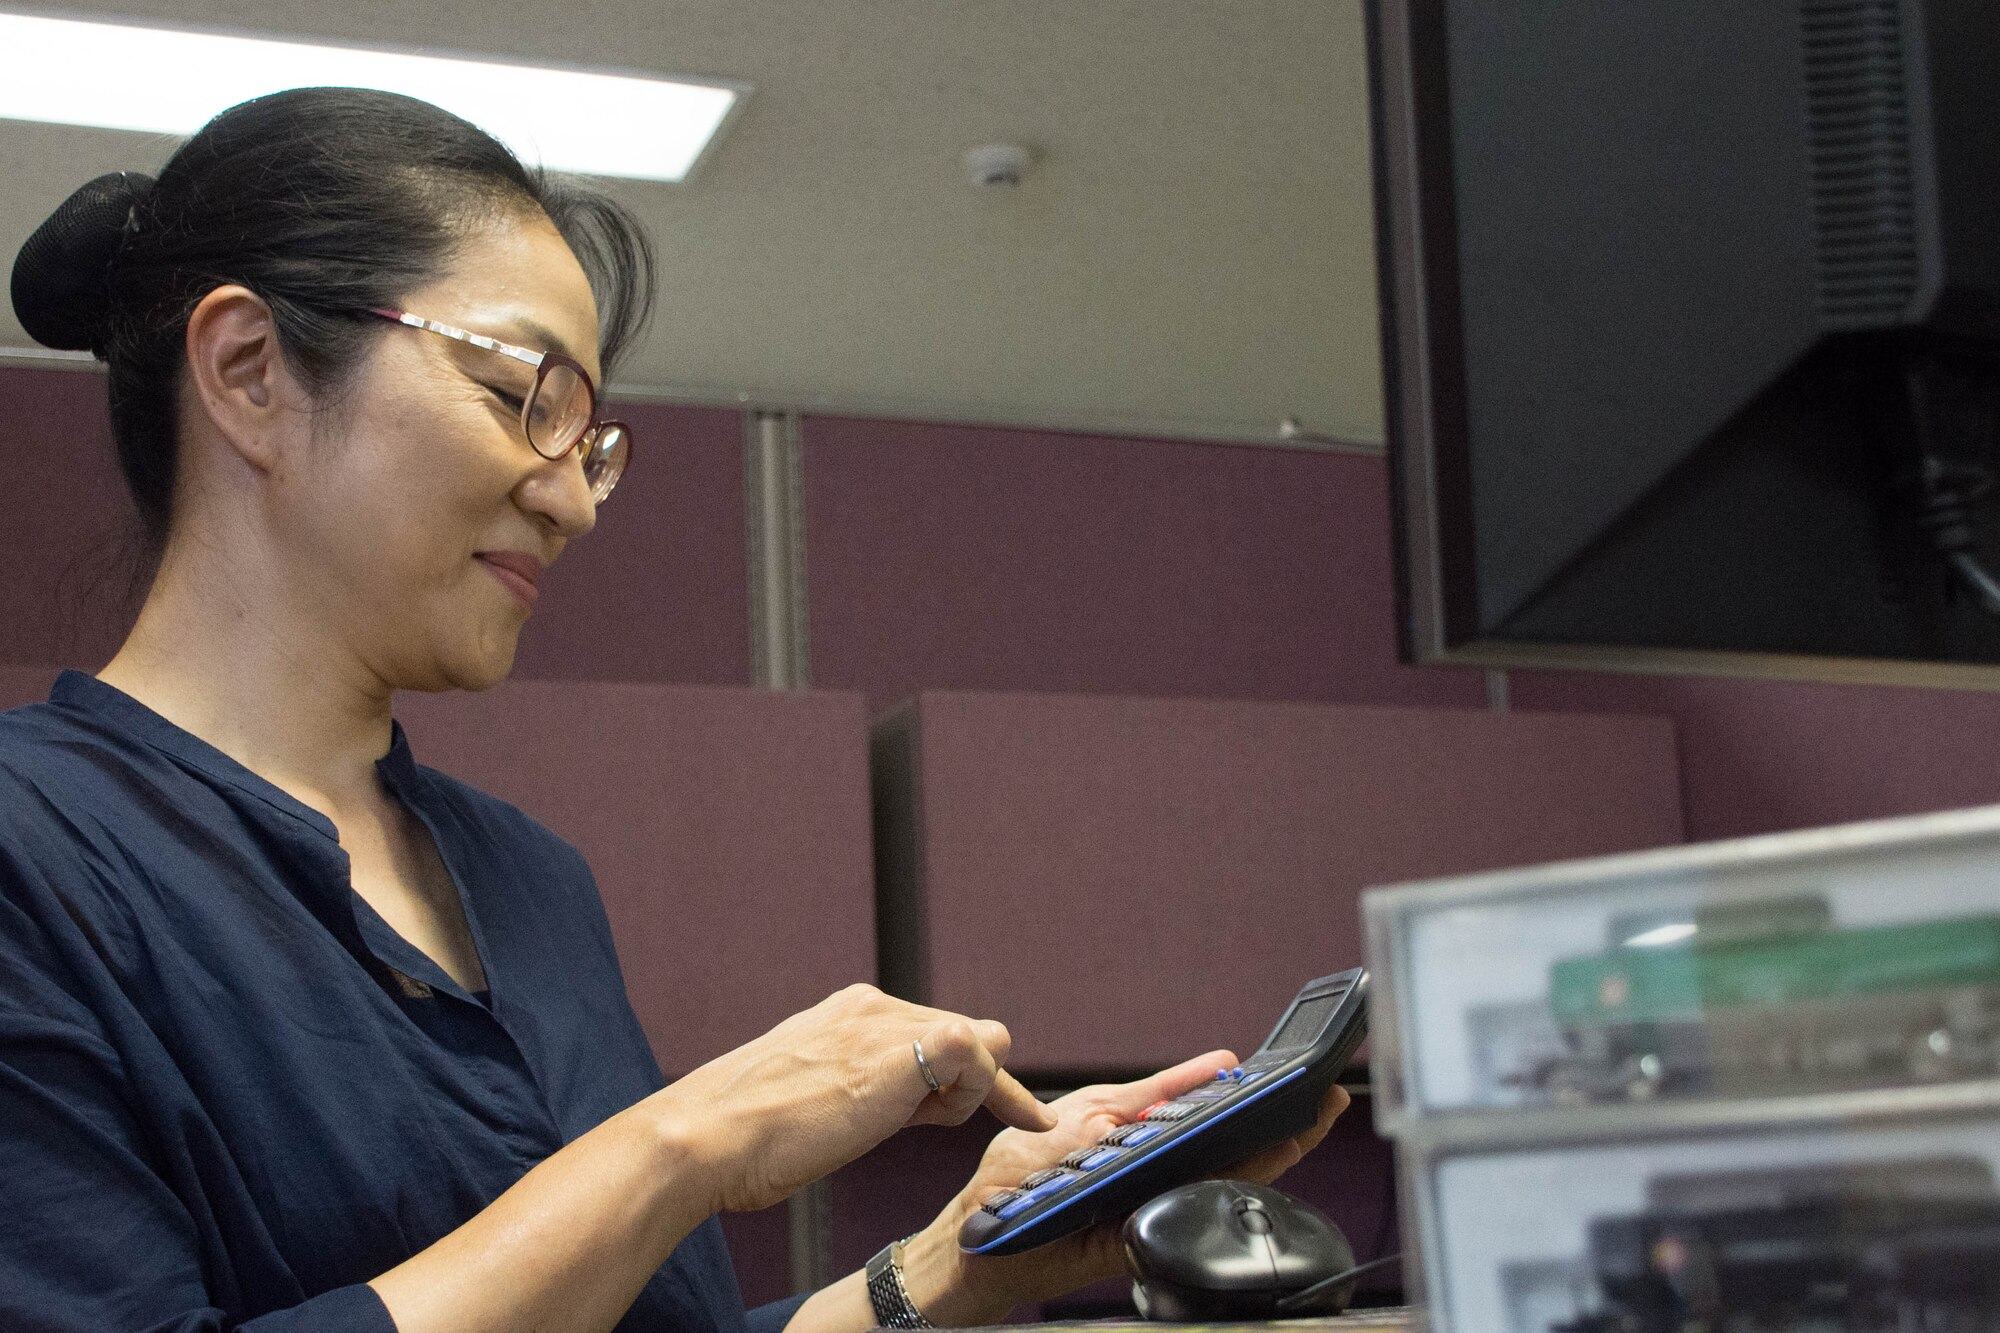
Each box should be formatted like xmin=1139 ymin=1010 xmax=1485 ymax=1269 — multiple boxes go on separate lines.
xmin=10 ymin=171 xmax=157 ymax=356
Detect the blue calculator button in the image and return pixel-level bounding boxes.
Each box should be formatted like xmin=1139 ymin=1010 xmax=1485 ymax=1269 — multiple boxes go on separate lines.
xmin=996 ymin=1173 xmax=1076 ymax=1218
xmin=1180 ymin=1088 xmax=1229 ymax=1101
xmin=995 ymin=1192 xmax=1041 ymax=1219
xmin=1077 ymin=1147 xmax=1122 ymax=1171
xmin=1122 ymin=1123 xmax=1166 ymax=1146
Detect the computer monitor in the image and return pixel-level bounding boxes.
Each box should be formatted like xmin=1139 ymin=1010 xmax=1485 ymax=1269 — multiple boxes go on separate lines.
xmin=1370 ymin=0 xmax=2000 ymax=687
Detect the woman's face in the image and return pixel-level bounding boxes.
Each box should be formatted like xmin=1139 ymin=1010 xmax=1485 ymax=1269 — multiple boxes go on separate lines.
xmin=272 ymin=213 xmax=605 ymax=694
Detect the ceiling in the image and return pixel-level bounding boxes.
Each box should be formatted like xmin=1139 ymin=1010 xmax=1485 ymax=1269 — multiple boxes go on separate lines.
xmin=0 ymin=0 xmax=1382 ymax=448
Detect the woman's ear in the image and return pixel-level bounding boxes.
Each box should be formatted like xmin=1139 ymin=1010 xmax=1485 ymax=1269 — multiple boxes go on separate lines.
xmin=183 ymin=284 xmax=292 ymax=472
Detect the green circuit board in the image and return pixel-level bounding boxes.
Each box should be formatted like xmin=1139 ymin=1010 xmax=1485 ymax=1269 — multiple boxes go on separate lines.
xmin=1549 ymin=915 xmax=2000 ymax=1027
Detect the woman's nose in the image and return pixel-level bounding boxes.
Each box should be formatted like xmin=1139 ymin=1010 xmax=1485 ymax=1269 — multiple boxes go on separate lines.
xmin=520 ymin=451 xmax=598 ymax=539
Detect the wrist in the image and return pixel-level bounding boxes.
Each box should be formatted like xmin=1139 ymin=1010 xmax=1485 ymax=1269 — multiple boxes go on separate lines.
xmin=638 ymin=1086 xmax=731 ymax=1220
xmin=899 ymin=1212 xmax=1017 ymax=1328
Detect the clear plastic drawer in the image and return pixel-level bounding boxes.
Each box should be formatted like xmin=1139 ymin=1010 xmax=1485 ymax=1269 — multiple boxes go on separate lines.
xmin=1365 ymin=805 xmax=2000 ymax=1128
xmin=1406 ymin=1109 xmax=2000 ymax=1333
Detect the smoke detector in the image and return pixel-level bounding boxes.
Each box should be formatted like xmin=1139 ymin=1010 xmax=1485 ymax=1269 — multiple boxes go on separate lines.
xmin=961 ymin=143 xmax=1033 ymax=188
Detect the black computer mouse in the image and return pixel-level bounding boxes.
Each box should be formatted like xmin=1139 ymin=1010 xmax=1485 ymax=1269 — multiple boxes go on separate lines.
xmin=1121 ymin=1180 xmax=1358 ymax=1321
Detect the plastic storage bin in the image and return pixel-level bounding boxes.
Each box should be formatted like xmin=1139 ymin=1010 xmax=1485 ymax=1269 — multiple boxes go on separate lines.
xmin=1403 ymin=1104 xmax=2000 ymax=1333
xmin=1365 ymin=805 xmax=2000 ymax=1134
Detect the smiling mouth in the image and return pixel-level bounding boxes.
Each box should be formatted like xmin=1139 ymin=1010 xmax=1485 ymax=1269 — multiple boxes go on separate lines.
xmin=475 ymin=554 xmax=540 ymax=609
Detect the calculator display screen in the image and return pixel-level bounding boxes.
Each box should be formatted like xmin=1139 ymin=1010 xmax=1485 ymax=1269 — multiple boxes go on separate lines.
xmin=1266 ymin=990 xmax=1341 ymax=1051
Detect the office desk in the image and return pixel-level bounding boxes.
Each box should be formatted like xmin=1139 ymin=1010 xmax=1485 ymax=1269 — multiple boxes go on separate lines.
xmin=969 ymin=1310 xmax=1416 ymax=1332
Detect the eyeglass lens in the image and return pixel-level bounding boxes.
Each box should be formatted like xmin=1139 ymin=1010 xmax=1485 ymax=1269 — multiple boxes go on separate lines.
xmin=526 ymin=362 xmax=592 ymax=459
xmin=581 ymin=424 xmax=630 ymax=504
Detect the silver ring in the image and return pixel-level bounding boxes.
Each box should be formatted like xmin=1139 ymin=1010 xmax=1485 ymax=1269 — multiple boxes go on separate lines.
xmin=912 ymin=1038 xmax=942 ymax=1095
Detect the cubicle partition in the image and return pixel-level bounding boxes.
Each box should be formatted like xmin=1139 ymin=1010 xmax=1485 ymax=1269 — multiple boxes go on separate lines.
xmin=397 ymin=680 xmax=881 ymax=1307
xmin=872 ymin=689 xmax=1685 ymax=1078
xmin=395 ymin=679 xmax=879 ymax=1075
xmin=857 ymin=689 xmax=1683 ymax=1312
xmin=0 ymin=665 xmax=58 ymax=710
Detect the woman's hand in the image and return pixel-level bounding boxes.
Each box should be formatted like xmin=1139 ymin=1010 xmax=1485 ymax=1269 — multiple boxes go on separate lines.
xmin=896 ymin=1051 xmax=1352 ymax=1325
xmin=659 ymin=984 xmax=1056 ymax=1215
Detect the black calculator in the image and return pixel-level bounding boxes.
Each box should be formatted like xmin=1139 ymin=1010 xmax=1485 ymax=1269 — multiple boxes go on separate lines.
xmin=958 ymin=967 xmax=1369 ymax=1256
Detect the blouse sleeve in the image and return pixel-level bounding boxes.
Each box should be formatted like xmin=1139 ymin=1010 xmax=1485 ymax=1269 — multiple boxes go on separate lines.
xmin=0 ymin=862 xmax=398 ymax=1332
xmin=745 ymin=1293 xmax=810 ymax=1333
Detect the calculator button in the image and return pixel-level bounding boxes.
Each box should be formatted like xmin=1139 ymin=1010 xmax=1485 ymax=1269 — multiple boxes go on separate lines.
xmin=995 ymin=1192 xmax=1042 ymax=1219
xmin=1119 ymin=1123 xmax=1167 ymax=1146
xmin=1139 ymin=1100 xmax=1171 ymax=1120
xmin=981 ymin=1190 xmax=1022 ymax=1216
xmin=1020 ymin=1168 xmax=1066 ymax=1189
xmin=995 ymin=1173 xmax=1076 ymax=1219
xmin=1076 ymin=1147 xmax=1123 ymax=1171
xmin=1179 ymin=1088 xmax=1230 ymax=1101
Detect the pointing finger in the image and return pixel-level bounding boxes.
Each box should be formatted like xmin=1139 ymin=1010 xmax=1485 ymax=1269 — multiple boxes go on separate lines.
xmin=983 ymin=1068 xmax=1057 ymax=1131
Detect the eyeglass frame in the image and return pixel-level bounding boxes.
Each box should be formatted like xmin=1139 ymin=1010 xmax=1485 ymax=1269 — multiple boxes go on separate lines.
xmin=363 ymin=307 xmax=632 ymax=500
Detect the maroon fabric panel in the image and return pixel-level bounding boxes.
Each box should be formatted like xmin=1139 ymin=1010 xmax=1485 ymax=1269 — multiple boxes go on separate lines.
xmin=0 ymin=665 xmax=60 ymax=709
xmin=394 ymin=680 xmax=876 ymax=1076
xmin=0 ymin=368 xmax=139 ymax=669
xmin=893 ymin=690 xmax=1681 ymax=1073
xmin=717 ymin=1207 xmax=793 ymax=1311
xmin=509 ymin=402 xmax=750 ymax=685
xmin=1509 ymin=670 xmax=2000 ymax=842
xmin=801 ymin=416 xmax=1487 ymax=712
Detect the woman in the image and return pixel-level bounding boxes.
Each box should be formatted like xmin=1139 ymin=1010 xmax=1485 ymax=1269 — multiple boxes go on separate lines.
xmin=0 ymin=88 xmax=1345 ymax=1332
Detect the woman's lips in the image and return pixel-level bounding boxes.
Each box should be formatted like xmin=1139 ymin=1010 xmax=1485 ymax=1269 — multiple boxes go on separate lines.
xmin=475 ymin=552 xmax=541 ymax=609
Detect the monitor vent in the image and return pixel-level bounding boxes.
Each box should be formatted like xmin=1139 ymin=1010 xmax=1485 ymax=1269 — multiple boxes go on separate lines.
xmin=1802 ymin=0 xmax=1921 ymax=328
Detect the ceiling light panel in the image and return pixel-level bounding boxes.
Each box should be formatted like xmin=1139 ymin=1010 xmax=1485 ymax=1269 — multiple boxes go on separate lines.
xmin=0 ymin=12 xmax=743 ymax=181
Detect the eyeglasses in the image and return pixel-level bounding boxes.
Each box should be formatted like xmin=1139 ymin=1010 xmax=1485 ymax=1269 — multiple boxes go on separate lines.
xmin=366 ymin=308 xmax=631 ymax=505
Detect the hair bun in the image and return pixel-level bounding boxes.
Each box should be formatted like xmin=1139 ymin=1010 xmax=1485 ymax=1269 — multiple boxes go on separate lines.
xmin=10 ymin=171 xmax=155 ymax=354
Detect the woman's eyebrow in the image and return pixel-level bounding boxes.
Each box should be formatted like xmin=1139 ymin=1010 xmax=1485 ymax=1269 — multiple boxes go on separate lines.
xmin=502 ymin=316 xmax=582 ymax=367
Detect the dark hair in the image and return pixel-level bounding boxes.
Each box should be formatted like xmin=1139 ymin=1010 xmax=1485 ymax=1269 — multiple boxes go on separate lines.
xmin=8 ymin=87 xmax=655 ymax=550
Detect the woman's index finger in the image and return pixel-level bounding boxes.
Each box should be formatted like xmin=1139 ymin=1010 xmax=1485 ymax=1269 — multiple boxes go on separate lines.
xmin=983 ymin=1069 xmax=1057 ymax=1131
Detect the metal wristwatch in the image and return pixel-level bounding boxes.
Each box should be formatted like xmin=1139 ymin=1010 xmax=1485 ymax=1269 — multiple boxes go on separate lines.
xmin=864 ymin=1235 xmax=936 ymax=1329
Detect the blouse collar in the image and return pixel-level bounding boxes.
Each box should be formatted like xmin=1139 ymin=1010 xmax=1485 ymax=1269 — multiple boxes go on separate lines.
xmin=48 ymin=670 xmax=423 ymax=841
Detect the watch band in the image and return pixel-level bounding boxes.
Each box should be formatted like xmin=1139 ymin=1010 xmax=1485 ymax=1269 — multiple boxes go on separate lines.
xmin=864 ymin=1235 xmax=936 ymax=1329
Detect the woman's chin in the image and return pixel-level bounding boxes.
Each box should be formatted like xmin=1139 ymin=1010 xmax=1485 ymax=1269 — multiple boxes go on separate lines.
xmin=399 ymin=628 xmax=521 ymax=695
xmin=453 ymin=638 xmax=521 ymax=693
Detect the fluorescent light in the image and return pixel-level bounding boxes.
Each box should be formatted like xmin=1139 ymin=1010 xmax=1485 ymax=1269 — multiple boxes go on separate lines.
xmin=0 ymin=13 xmax=742 ymax=181
xmin=1622 ymin=922 xmax=1697 ymax=949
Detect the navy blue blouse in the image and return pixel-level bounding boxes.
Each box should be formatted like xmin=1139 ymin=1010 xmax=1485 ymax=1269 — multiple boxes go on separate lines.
xmin=0 ymin=671 xmax=805 ymax=1332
